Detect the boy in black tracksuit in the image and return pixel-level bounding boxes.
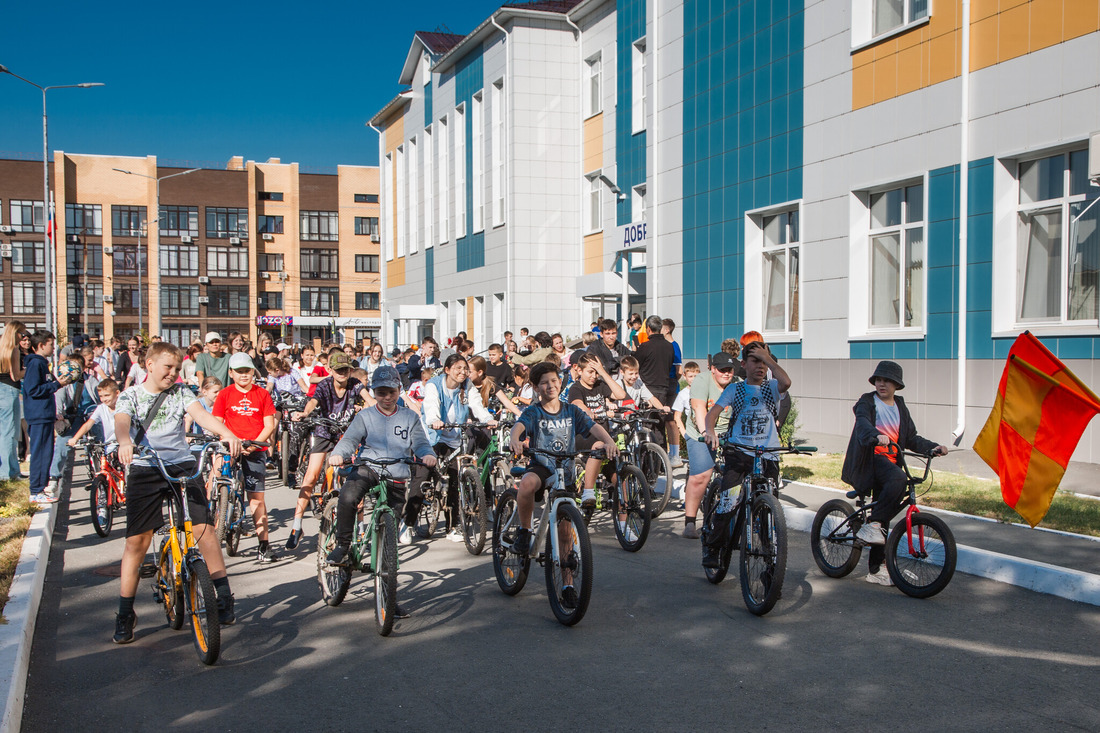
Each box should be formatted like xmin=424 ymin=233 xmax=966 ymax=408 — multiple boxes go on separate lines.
xmin=22 ymin=331 xmax=73 ymax=503
xmin=840 ymin=360 xmax=947 ymax=585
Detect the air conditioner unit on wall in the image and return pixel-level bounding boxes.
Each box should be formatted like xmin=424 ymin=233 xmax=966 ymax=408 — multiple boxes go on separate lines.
xmin=262 ymin=233 xmax=274 ymax=241
xmin=198 ymin=276 xmax=210 ymax=285
xmin=0 ymin=244 xmax=11 ymax=258
xmin=102 ymin=295 xmax=114 ymax=303
xmin=198 ymin=296 xmax=210 ymax=304
xmin=371 ymin=235 xmax=380 ymax=243
xmin=229 ymin=236 xmax=241 ymax=245
xmin=180 ymin=235 xmax=193 ymax=243
xmin=0 ymin=225 xmax=11 ymax=234
xmin=103 ymin=246 xmax=114 ymax=254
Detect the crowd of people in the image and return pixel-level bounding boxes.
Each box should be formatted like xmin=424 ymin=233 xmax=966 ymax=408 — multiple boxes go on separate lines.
xmin=0 ymin=311 xmax=947 ymax=643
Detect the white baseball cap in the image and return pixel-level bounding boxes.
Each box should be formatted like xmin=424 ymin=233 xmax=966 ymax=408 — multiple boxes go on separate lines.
xmin=205 ymin=331 xmax=222 ymax=343
xmin=276 ymin=342 xmax=291 ymax=351
xmin=228 ymin=353 xmax=254 ymax=371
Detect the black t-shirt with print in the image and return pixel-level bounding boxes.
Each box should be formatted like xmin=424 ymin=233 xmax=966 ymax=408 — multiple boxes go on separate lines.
xmin=567 ymin=381 xmax=613 ymax=423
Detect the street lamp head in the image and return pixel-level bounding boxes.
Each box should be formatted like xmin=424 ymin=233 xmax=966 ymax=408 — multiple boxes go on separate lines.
xmin=112 ymin=168 xmax=133 ymax=175
xmin=0 ymin=65 xmax=10 ymax=74
xmin=77 ymin=83 xmax=105 ymax=88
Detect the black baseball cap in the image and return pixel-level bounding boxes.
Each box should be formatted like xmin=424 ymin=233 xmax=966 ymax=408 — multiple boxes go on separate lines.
xmin=711 ymin=352 xmax=736 ymax=370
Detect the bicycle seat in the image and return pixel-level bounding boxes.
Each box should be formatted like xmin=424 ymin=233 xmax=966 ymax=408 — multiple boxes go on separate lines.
xmin=845 ymin=490 xmax=860 ymax=500
xmin=510 ymin=465 xmax=527 ymax=478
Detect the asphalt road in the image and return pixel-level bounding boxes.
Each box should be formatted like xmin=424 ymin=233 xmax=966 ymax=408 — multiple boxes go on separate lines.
xmin=23 ymin=463 xmax=1100 ymax=732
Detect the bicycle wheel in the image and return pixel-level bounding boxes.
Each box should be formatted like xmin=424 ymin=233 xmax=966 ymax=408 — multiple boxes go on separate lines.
xmin=156 ymin=537 xmax=185 ymax=630
xmin=810 ymin=499 xmax=863 ymax=578
xmin=544 ymin=501 xmax=593 ymax=626
xmin=638 ymin=442 xmax=674 ymax=518
xmin=491 ymin=488 xmax=530 ymax=595
xmin=214 ymin=481 xmax=229 ymax=544
xmin=374 ymin=512 xmax=399 ymax=636
xmin=414 ymin=479 xmax=441 ymax=539
xmin=279 ymin=428 xmax=290 ymax=481
xmin=317 ymin=495 xmax=351 ymax=606
xmin=740 ymin=492 xmax=787 ymax=616
xmin=488 ymin=457 xmax=513 ymax=506
xmin=185 ymin=556 xmax=221 ymax=666
xmin=458 ymin=467 xmax=488 ymax=555
xmin=700 ymin=481 xmax=731 ymax=584
xmin=89 ymin=475 xmax=112 ymax=538
xmin=226 ymin=491 xmax=246 ymax=557
xmin=613 ymin=465 xmax=651 ymax=552
xmin=886 ymin=513 xmax=957 ymax=598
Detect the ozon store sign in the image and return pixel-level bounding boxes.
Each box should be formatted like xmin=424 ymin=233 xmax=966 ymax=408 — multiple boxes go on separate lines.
xmin=616 ymin=221 xmax=648 ymax=252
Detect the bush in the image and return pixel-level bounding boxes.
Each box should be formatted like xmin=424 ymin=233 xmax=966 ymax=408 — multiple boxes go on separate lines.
xmin=780 ymin=396 xmax=799 ymax=446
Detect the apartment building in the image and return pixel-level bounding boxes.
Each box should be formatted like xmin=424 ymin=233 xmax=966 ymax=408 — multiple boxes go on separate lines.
xmin=373 ymin=0 xmax=1100 ymax=459
xmin=0 ymin=154 xmax=381 ymax=346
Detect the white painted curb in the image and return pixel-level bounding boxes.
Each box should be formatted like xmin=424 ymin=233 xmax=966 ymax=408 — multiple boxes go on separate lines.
xmin=784 ymin=505 xmax=1100 ymax=606
xmin=0 ymin=501 xmax=58 ymax=733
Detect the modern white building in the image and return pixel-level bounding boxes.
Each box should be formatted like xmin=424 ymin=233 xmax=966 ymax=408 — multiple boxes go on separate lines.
xmin=371 ymin=0 xmax=1100 ymax=460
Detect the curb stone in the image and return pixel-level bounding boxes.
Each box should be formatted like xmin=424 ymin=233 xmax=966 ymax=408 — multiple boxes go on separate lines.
xmin=0 ymin=498 xmax=58 ymax=733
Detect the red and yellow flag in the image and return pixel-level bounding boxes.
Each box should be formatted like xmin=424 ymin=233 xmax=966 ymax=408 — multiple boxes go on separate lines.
xmin=974 ymin=332 xmax=1100 ymax=527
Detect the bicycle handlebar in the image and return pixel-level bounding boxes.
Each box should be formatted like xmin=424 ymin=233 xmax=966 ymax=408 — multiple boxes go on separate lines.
xmin=719 ymin=440 xmax=818 ymax=455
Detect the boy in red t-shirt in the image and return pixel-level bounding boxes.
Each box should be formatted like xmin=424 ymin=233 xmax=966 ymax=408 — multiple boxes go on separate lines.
xmin=213 ymin=353 xmax=278 ymax=563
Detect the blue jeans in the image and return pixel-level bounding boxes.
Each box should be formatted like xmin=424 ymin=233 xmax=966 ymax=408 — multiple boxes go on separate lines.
xmin=0 ymin=384 xmax=21 ymax=479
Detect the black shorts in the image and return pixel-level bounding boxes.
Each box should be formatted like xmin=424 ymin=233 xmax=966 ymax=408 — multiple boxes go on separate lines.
xmin=240 ymin=452 xmax=267 ymax=494
xmin=126 ymin=461 xmax=212 ymax=537
xmin=309 ymin=434 xmax=338 ymax=455
xmin=522 ymin=462 xmax=555 ymax=489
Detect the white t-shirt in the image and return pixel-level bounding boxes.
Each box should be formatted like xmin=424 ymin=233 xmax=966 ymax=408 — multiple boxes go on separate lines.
xmin=615 ymin=376 xmax=654 ymax=408
xmin=672 ymin=388 xmax=692 ymax=423
xmin=127 ymin=363 xmax=147 ymax=385
xmin=92 ymin=403 xmax=117 ymax=445
xmin=116 ymin=383 xmax=199 ymax=466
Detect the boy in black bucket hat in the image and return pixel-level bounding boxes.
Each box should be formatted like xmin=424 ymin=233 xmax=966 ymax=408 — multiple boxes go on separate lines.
xmin=840 ymin=361 xmax=948 ymax=586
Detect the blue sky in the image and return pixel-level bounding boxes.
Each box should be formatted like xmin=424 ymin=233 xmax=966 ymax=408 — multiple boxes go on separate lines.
xmin=0 ymin=1 xmax=503 ymax=170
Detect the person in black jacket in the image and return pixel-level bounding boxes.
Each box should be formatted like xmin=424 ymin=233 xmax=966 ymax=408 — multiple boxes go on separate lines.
xmin=840 ymin=360 xmax=947 ymax=586
xmin=587 ymin=318 xmax=632 ymax=376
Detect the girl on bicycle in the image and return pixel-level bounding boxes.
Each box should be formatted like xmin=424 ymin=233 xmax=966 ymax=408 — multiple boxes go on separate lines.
xmin=420 ymin=354 xmax=497 ymax=542
xmin=467 ymin=356 xmax=522 ymax=420
xmin=840 ymin=361 xmax=948 ymax=586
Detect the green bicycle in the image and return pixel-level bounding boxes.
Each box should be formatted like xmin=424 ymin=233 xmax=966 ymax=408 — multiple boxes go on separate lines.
xmin=316 ymin=456 xmax=415 ymax=636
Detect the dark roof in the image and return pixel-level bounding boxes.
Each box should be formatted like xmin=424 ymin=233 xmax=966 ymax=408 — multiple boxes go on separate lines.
xmin=415 ymin=31 xmax=464 ymax=55
xmin=502 ymin=0 xmax=584 ymax=12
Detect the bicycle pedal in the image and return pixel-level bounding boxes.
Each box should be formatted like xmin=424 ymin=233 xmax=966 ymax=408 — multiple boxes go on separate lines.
xmin=139 ymin=562 xmax=158 ymax=578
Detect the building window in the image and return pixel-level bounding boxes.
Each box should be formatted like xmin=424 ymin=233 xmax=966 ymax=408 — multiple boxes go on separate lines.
xmin=161 ymin=285 xmax=200 ymax=317
xmin=257 ymin=253 xmax=284 ymax=272
xmin=355 ymin=328 xmax=379 ymax=343
xmin=258 ymin=191 xmax=283 ymax=201
xmin=9 ymin=201 xmax=44 ymax=233
xmin=632 ymin=184 xmax=647 ymax=223
xmin=355 ymin=292 xmax=380 ymax=310
xmin=112 ymin=245 xmax=147 ymax=277
xmin=437 ymin=116 xmax=449 ymax=243
xmin=869 ymin=183 xmax=924 ymax=329
xmin=1016 ymin=149 xmax=1099 ymax=324
xmin=66 ymin=242 xmax=103 ymax=277
xmin=206 ymin=207 xmax=248 ymax=239
xmin=65 ymin=203 xmax=103 ymax=235
xmin=208 ymin=286 xmax=250 ymax=317
xmin=207 ymin=246 xmax=248 ymax=278
xmin=300 ymin=248 xmax=338 ymax=279
xmin=354 ymin=193 xmax=379 ymax=204
xmin=472 ymin=92 xmax=484 ymax=233
xmin=585 ymin=174 xmax=602 ymax=234
xmin=355 ymin=254 xmax=379 ymax=273
xmin=159 ymin=244 xmax=199 ymax=277
xmin=409 ymin=136 xmax=420 ymax=254
xmin=586 ymin=54 xmax=602 ymax=118
xmin=355 ymin=217 xmax=379 ymax=237
xmin=161 ymin=325 xmax=200 ymax=346
xmin=301 ymin=286 xmax=339 ymax=317
xmin=425 ymin=127 xmax=435 ymax=246
xmin=111 ymin=205 xmax=147 ymax=237
xmin=11 ymin=241 xmax=45 ymax=274
xmin=455 ymin=104 xmax=467 ymax=238
xmin=762 ymin=209 xmax=801 ymax=334
xmin=873 ymin=0 xmax=929 ymax=37
xmin=632 ymin=38 xmax=647 ymax=134
xmin=300 ymin=211 xmax=338 ymax=241
xmin=114 ymin=286 xmax=148 ymax=315
xmin=258 ymin=292 xmax=282 ymax=311
xmin=257 ymin=215 xmax=284 ymax=234
xmin=68 ymin=283 xmax=104 ymax=316
xmin=12 ymin=282 xmax=45 ymax=315
xmin=491 ymin=79 xmax=505 ymax=227
xmin=159 ymin=206 xmax=199 ymax=237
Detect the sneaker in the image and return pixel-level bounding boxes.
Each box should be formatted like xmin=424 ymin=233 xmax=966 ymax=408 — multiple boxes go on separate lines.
xmin=285 ymin=474 xmax=297 ymax=490
xmin=866 ymin=568 xmax=894 ymax=586
xmin=513 ymin=527 xmax=532 ymax=557
xmin=446 ymin=528 xmax=464 ymax=543
xmin=682 ymin=522 xmax=701 ymax=540
xmin=856 ymin=521 xmax=886 ymax=546
xmin=256 ymin=544 xmax=278 ymax=564
xmin=285 ymin=528 xmax=303 ymax=551
xmin=44 ymin=480 xmax=59 ymax=498
xmin=702 ymin=545 xmax=720 ymax=569
xmin=580 ymin=490 xmax=596 ymax=509
xmin=112 ymin=612 xmax=136 ymax=644
xmin=561 ymin=585 xmax=579 ymax=610
xmin=217 ymin=594 xmax=236 ymax=625
xmin=670 ymin=455 xmax=684 ymax=468
xmin=395 ymin=603 xmax=411 ymax=619
xmin=30 ymin=493 xmax=58 ymax=505
xmin=398 ymin=522 xmax=412 ymax=546
xmin=326 ymin=544 xmax=350 ymax=566
xmin=617 ymin=520 xmax=638 ymax=544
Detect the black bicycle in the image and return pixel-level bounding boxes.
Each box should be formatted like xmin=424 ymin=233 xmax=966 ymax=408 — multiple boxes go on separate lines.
xmin=810 ymin=444 xmax=957 ymax=598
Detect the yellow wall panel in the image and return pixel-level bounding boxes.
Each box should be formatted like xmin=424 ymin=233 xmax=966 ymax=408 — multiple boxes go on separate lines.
xmin=929 ymin=29 xmax=959 ymax=84
xmin=970 ymin=15 xmax=1000 ymax=69
xmin=1063 ymin=0 xmax=1100 ymax=40
xmin=388 ymin=256 xmax=405 ymax=288
xmin=385 ymin=117 xmax=405 ymax=155
xmin=998 ymin=3 xmax=1032 ymax=61
xmin=583 ymin=233 xmax=603 ymax=276
xmin=896 ymin=45 xmax=923 ymax=95
xmin=583 ymin=114 xmax=604 ymax=173
xmin=1030 ymin=0 xmax=1065 ymax=50
xmin=872 ymin=52 xmax=898 ymax=102
xmin=852 ymin=60 xmax=875 ymax=109
xmin=971 ymin=0 xmax=999 ymax=21
xmin=466 ymin=298 xmax=474 ymax=336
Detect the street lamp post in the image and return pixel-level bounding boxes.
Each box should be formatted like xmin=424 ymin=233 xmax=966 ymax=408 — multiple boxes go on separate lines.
xmin=276 ymin=271 xmax=290 ymax=341
xmin=0 ymin=65 xmax=103 ymax=337
xmin=112 ymin=167 xmax=200 ymax=339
